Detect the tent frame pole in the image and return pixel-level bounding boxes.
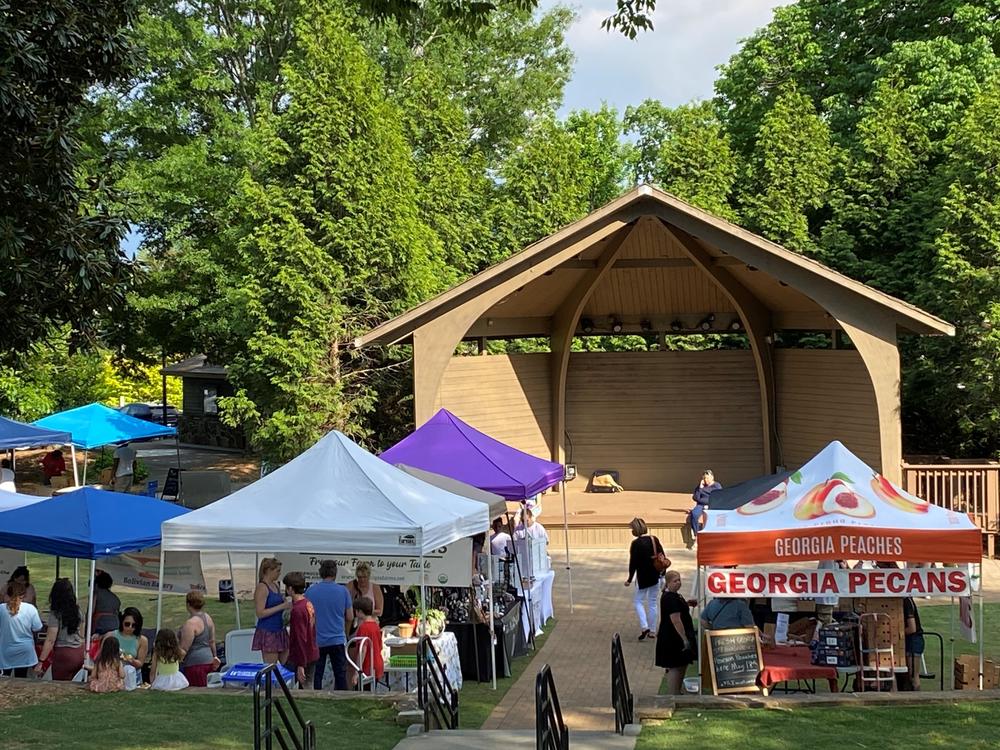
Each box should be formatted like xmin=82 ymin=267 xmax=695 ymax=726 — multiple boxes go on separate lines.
xmin=69 ymin=445 xmax=79 ymax=486
xmin=419 ymin=551 xmax=426 ymax=639
xmin=227 ymin=552 xmax=241 ymax=629
xmin=979 ymin=563 xmax=985 ymax=690
xmin=560 ymin=481 xmax=573 ymax=613
xmin=156 ymin=548 xmax=166 ymax=631
xmin=84 ymin=560 xmax=96 ymax=655
xmin=487 ymin=544 xmax=496 ymax=690
xmin=949 ymin=595 xmax=956 ymax=690
xmin=508 ymin=512 xmax=534 ymax=649
xmin=174 ymin=435 xmax=183 ymax=503
xmin=82 ymin=450 xmax=88 ymax=485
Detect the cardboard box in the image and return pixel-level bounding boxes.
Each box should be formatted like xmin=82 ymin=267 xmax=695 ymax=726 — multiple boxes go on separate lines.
xmin=955 ymin=655 xmax=979 ymax=690
xmin=797 ymin=599 xmax=817 ymax=613
xmin=855 ymin=598 xmax=905 ymax=669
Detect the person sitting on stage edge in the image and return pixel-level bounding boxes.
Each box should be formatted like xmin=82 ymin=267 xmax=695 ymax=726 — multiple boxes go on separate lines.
xmin=36 ymin=578 xmax=85 ymax=680
xmin=180 ymin=591 xmax=220 ymax=687
xmin=92 ymin=570 xmax=121 ymax=636
xmin=283 ymin=571 xmax=319 ymax=690
xmin=656 ymin=570 xmax=698 ymax=695
xmin=253 ymin=557 xmax=291 ymax=665
xmin=305 ymin=559 xmax=353 ymax=690
xmin=700 ymin=597 xmax=754 ymax=631
xmin=689 ymin=469 xmax=721 ymax=537
xmin=624 ymin=517 xmax=667 ymax=642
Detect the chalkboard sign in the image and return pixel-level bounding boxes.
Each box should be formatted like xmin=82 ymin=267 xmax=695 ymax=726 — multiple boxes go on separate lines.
xmin=705 ymin=627 xmax=763 ymax=695
xmin=161 ymin=467 xmax=180 ymax=501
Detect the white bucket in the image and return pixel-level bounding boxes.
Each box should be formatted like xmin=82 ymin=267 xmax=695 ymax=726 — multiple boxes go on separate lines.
xmin=683 ymin=676 xmax=700 ymax=694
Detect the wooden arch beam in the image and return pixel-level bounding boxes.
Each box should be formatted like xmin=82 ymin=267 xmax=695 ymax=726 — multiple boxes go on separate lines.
xmin=549 ymin=221 xmax=638 ymax=464
xmin=664 ymin=223 xmax=778 ymax=474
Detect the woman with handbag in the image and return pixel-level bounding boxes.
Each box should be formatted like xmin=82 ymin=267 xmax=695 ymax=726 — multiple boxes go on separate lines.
xmin=624 ymin=518 xmax=670 ymax=641
xmin=655 ymin=570 xmax=697 ymax=694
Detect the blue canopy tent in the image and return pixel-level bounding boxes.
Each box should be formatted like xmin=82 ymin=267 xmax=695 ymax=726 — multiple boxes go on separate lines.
xmin=34 ymin=403 xmax=178 ymax=487
xmin=0 ymin=487 xmax=189 ymax=644
xmin=0 ymin=416 xmax=78 ymax=486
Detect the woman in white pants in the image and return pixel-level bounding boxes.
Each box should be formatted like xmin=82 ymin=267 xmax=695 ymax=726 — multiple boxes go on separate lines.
xmin=624 ymin=518 xmax=669 ymax=640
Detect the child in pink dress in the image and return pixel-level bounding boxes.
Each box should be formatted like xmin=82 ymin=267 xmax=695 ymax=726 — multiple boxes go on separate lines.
xmin=89 ymin=636 xmax=125 ymax=693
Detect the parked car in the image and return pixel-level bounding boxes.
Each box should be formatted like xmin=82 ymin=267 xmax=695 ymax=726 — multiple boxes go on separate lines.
xmin=118 ymin=402 xmax=180 ymax=427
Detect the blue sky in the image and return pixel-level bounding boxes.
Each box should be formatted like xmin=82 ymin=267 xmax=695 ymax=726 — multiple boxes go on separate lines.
xmin=546 ymin=0 xmax=790 ymax=114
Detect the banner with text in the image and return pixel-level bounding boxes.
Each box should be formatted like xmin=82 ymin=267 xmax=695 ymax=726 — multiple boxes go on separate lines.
xmin=276 ymin=539 xmax=472 ymax=588
xmin=101 ymin=549 xmax=206 ymax=595
xmin=0 ymin=548 xmax=26 ymax=582
xmin=705 ymin=566 xmax=971 ymax=598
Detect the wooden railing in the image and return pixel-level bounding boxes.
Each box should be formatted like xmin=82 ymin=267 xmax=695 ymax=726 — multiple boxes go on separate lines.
xmin=902 ymin=464 xmax=1000 ymax=556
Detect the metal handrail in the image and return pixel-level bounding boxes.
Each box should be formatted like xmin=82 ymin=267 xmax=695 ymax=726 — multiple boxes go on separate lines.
xmin=535 ymin=664 xmax=568 ymax=750
xmin=611 ymin=633 xmax=634 ymax=733
xmin=417 ymin=635 xmax=459 ymax=731
xmin=253 ymin=664 xmax=316 ymax=750
xmin=921 ymin=630 xmax=946 ymax=692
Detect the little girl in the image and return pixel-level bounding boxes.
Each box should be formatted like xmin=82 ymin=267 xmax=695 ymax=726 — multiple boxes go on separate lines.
xmin=150 ymin=629 xmax=189 ymax=691
xmin=89 ymin=636 xmax=125 ymax=693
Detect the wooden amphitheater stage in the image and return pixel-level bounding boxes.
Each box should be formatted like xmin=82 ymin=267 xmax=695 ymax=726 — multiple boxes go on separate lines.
xmin=527 ymin=485 xmax=692 ymax=549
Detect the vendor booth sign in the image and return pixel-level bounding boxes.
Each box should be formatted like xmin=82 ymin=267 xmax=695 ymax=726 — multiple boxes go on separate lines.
xmin=706 ymin=566 xmax=972 ymax=598
xmin=0 ymin=548 xmax=25 ymax=581
xmin=101 ymin=548 xmax=206 ymax=594
xmin=276 ymin=538 xmax=472 ymax=587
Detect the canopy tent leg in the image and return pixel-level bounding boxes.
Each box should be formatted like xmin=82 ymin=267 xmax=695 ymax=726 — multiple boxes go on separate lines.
xmin=560 ymin=481 xmax=573 ymax=613
xmin=979 ymin=565 xmax=985 ymax=690
xmin=507 ymin=511 xmax=534 ymax=649
xmin=84 ymin=560 xmax=96 ymax=653
xmin=470 ymin=587 xmax=481 ymax=683
xmin=487 ymin=545 xmax=496 ymax=690
xmin=174 ymin=436 xmax=183 ymax=504
xmin=949 ymin=596 xmax=956 ymax=690
xmin=82 ymin=450 xmax=88 ymax=485
xmin=74 ymin=559 xmax=79 ymax=596
xmin=696 ymin=565 xmax=704 ymax=694
xmin=69 ymin=444 xmax=79 ymax=486
xmin=419 ymin=552 xmax=426 ymax=638
xmin=227 ymin=552 xmax=241 ymax=629
xmin=155 ymin=548 xmax=166 ymax=631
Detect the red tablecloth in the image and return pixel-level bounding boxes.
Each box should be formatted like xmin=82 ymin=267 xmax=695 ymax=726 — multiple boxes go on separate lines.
xmin=758 ymin=646 xmax=838 ymax=692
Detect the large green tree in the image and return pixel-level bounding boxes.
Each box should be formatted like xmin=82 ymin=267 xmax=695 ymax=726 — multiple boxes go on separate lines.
xmin=0 ymin=0 xmax=138 ymax=357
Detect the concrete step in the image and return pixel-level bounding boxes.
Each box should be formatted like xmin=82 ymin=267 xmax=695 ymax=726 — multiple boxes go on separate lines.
xmin=392 ymin=729 xmax=637 ymax=750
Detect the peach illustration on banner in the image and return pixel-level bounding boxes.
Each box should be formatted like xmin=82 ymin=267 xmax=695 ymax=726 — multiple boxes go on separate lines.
xmin=793 ymin=481 xmax=828 ymax=520
xmin=738 ymin=480 xmax=789 ymax=515
xmin=870 ymin=473 xmax=929 ymax=513
xmin=820 ymin=484 xmax=875 ymax=518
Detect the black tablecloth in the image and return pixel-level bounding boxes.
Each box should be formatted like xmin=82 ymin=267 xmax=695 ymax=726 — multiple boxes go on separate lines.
xmin=446 ymin=600 xmax=522 ymax=682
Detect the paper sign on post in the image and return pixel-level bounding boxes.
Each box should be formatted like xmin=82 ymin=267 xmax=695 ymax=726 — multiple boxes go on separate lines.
xmin=774 ymin=613 xmax=789 ymax=644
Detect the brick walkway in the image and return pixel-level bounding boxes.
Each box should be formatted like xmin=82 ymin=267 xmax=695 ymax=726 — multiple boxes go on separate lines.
xmin=481 ymin=548 xmax=701 ymax=731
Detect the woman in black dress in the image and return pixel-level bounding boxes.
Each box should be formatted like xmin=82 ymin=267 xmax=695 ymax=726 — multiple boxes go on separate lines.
xmin=655 ymin=570 xmax=696 ymax=695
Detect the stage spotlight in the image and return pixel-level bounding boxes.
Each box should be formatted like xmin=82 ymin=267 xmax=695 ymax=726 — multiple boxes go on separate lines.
xmin=610 ymin=317 xmax=623 ymax=334
xmin=698 ymin=313 xmax=716 ymax=331
xmin=729 ymin=318 xmax=743 ymax=331
xmin=580 ymin=318 xmax=595 ymax=334
xmin=640 ymin=319 xmax=653 ymax=332
xmin=670 ymin=320 xmax=683 ymax=332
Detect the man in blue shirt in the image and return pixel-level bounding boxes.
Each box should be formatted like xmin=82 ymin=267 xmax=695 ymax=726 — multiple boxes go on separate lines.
xmin=305 ymin=559 xmax=353 ymax=690
xmin=700 ymin=597 xmax=755 ymax=631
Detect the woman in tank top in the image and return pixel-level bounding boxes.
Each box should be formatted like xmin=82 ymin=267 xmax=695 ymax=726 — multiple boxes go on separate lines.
xmin=253 ymin=557 xmax=291 ymax=664
xmin=180 ymin=591 xmax=220 ymax=687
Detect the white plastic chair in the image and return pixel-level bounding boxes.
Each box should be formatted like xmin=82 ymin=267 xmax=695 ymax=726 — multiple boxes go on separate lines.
xmin=346 ymin=636 xmax=376 ymax=692
xmin=224 ymin=628 xmax=262 ymax=667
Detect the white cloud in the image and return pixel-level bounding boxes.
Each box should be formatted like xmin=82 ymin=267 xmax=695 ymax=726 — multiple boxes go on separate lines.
xmin=543 ymin=0 xmax=792 ymax=114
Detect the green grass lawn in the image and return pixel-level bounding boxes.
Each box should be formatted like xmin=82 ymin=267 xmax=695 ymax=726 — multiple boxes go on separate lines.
xmin=0 ymin=692 xmax=404 ymax=750
xmin=658 ymin=602 xmax=1000 ymax=695
xmin=637 ymin=702 xmax=1000 ymax=750
xmin=458 ymin=620 xmax=554 ymax=728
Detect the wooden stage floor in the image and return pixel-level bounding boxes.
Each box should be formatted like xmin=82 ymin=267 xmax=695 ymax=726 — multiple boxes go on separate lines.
xmin=522 ymin=486 xmax=692 ymax=528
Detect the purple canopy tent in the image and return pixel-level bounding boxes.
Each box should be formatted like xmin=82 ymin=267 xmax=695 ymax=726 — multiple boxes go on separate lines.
xmin=381 ymin=408 xmax=573 ymax=610
xmin=380 ymin=409 xmax=563 ymax=499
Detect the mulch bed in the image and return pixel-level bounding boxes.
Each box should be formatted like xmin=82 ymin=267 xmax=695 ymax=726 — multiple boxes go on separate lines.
xmin=0 ymin=679 xmax=83 ymax=712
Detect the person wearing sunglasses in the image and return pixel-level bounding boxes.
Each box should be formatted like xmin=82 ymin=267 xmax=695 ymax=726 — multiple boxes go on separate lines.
xmin=104 ymin=607 xmax=149 ymax=674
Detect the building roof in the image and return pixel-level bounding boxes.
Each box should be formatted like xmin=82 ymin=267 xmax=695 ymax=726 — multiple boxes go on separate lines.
xmin=355 ymin=185 xmax=953 ymax=347
xmin=161 ymin=355 xmax=229 ymax=379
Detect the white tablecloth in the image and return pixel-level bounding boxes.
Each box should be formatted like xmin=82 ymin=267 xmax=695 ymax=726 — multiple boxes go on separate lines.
xmin=517 ymin=569 xmax=555 ymax=639
xmin=384 ymin=631 xmax=463 ymax=692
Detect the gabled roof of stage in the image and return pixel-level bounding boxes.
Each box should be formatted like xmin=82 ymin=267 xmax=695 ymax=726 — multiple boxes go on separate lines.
xmin=355 ymin=185 xmax=953 ymax=347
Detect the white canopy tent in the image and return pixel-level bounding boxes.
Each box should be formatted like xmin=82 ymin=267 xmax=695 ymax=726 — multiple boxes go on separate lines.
xmin=158 ymin=430 xmax=494 ymax=685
